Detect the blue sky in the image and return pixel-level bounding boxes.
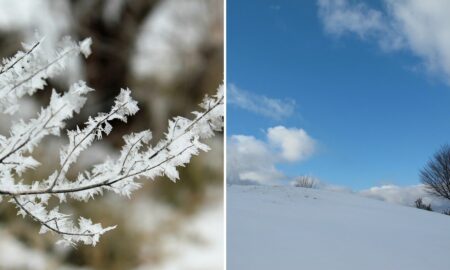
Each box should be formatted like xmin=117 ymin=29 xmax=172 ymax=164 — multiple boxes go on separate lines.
xmin=227 ymin=0 xmax=450 ymax=190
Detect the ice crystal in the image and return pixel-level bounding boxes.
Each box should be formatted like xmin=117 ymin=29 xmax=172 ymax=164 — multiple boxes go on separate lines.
xmin=0 ymin=36 xmax=223 ymax=246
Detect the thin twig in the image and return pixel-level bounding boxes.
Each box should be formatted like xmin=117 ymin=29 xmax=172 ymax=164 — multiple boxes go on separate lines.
xmin=0 ymin=41 xmax=41 ymax=76
xmin=13 ymin=196 xmax=95 ymax=237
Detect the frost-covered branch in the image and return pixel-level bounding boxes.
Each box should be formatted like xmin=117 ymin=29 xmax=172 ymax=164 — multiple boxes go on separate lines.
xmin=0 ymin=36 xmax=92 ymax=114
xmin=0 ymin=36 xmax=223 ymax=246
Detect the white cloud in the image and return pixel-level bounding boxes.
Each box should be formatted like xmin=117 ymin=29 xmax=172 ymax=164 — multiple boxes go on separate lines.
xmin=228 ymin=84 xmax=296 ymax=120
xmin=267 ymin=126 xmax=316 ymax=162
xmin=227 ymin=126 xmax=316 ymax=185
xmin=318 ymin=0 xmax=450 ymax=84
xmin=317 ymin=0 xmax=386 ymax=39
xmin=359 ymin=184 xmax=450 ymax=212
xmin=227 ymin=135 xmax=284 ymax=185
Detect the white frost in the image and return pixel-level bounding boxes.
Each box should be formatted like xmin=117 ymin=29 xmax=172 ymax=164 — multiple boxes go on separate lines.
xmin=0 ymin=36 xmax=224 ymax=246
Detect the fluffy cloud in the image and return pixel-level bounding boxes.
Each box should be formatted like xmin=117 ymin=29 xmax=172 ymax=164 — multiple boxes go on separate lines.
xmin=318 ymin=0 xmax=450 ymax=84
xmin=228 ymin=84 xmax=296 ymax=120
xmin=227 ymin=135 xmax=284 ymax=185
xmin=318 ymin=0 xmax=387 ymax=39
xmin=359 ymin=184 xmax=450 ymax=212
xmin=267 ymin=126 xmax=316 ymax=162
xmin=227 ymin=126 xmax=316 ymax=185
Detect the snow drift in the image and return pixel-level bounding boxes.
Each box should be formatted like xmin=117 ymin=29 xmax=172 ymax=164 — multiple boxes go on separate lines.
xmin=227 ymin=185 xmax=450 ymax=270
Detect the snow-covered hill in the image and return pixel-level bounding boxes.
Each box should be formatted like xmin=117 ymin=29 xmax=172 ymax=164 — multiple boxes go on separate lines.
xmin=227 ymin=185 xmax=450 ymax=270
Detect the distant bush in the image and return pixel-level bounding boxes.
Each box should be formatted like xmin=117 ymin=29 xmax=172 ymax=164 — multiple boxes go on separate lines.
xmin=420 ymin=145 xmax=450 ymax=201
xmin=292 ymin=175 xmax=319 ymax=189
xmin=442 ymin=210 xmax=450 ymax=216
xmin=415 ymin=198 xmax=433 ymax=211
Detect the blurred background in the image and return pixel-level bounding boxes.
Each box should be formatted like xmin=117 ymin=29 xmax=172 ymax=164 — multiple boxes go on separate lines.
xmin=0 ymin=0 xmax=223 ymax=269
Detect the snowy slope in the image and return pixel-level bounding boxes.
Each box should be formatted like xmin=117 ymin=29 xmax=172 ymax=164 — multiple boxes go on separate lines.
xmin=227 ymin=185 xmax=450 ymax=270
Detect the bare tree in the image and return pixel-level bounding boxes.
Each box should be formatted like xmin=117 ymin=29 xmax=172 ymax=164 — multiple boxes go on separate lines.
xmin=420 ymin=144 xmax=450 ymax=200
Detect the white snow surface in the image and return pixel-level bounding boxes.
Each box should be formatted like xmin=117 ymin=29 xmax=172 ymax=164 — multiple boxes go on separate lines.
xmin=227 ymin=185 xmax=450 ymax=270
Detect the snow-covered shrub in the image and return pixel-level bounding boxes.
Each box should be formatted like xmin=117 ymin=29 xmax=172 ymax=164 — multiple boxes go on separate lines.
xmin=291 ymin=175 xmax=319 ymax=189
xmin=414 ymin=198 xmax=433 ymax=211
xmin=0 ymin=36 xmax=223 ymax=246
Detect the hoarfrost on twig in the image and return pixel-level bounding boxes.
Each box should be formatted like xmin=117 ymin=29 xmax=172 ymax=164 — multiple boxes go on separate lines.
xmin=0 ymin=36 xmax=224 ymax=246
